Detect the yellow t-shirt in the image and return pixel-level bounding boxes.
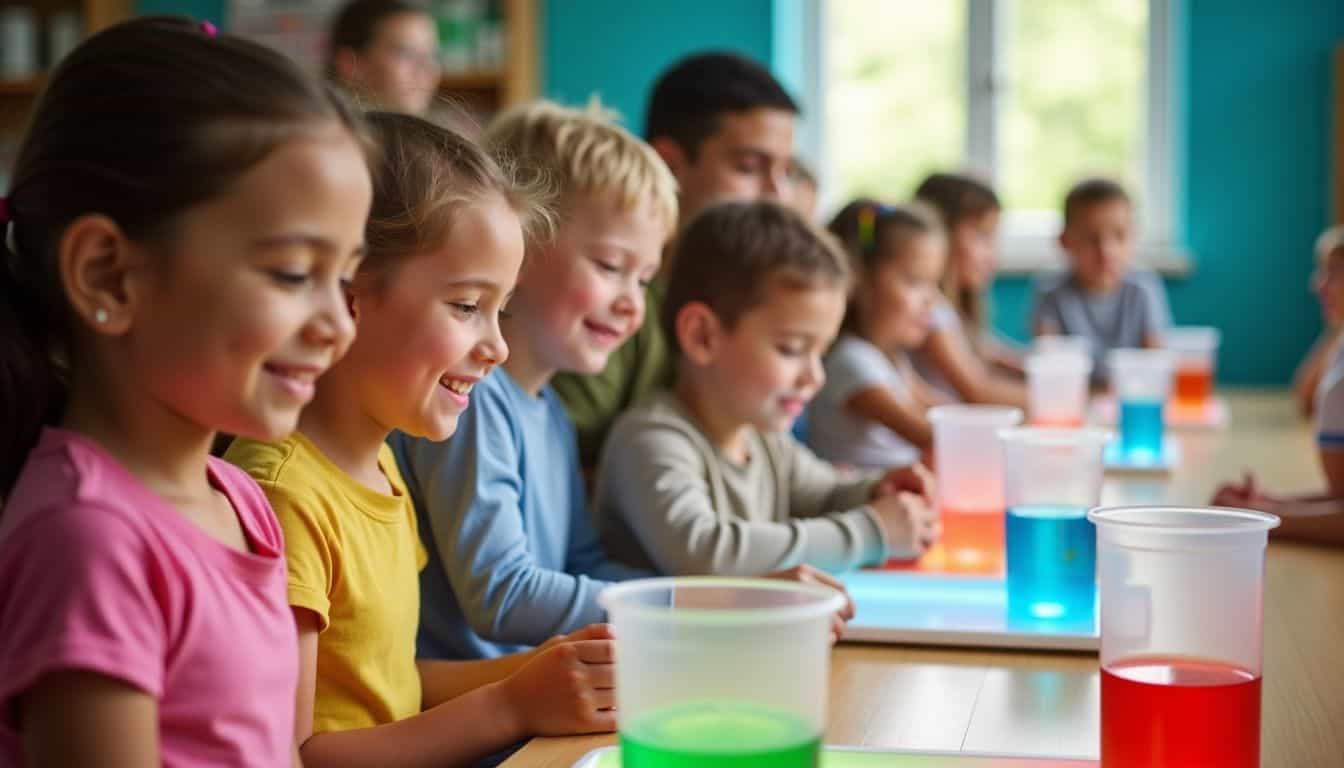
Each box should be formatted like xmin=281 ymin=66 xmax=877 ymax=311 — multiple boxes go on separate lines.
xmin=225 ymin=433 xmax=428 ymax=734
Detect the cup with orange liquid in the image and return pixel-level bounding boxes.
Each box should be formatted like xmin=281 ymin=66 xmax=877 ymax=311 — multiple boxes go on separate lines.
xmin=1088 ymin=506 xmax=1279 ymax=768
xmin=1163 ymin=326 xmax=1221 ymax=408
xmin=927 ymin=405 xmax=1022 ymax=574
xmin=1024 ymin=351 xmax=1093 ymax=428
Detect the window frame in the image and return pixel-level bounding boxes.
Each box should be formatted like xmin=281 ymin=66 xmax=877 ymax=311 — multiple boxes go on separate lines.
xmin=803 ymin=0 xmax=1190 ymax=275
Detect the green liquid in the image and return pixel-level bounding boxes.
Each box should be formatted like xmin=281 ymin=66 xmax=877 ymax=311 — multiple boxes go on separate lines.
xmin=621 ymin=701 xmax=821 ymax=768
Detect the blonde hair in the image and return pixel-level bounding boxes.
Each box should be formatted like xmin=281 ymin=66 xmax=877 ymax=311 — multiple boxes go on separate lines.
xmin=1316 ymin=225 xmax=1344 ymax=263
xmin=483 ymin=100 xmax=678 ymax=232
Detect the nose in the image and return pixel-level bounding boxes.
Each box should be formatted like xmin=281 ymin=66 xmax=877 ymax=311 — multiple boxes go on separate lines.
xmin=613 ymin=277 xmax=646 ymax=323
xmin=799 ymin=353 xmax=824 ymax=391
xmin=309 ymin=278 xmax=357 ymax=354
xmin=475 ymin=318 xmax=509 ymax=368
xmin=761 ymin=165 xmax=794 ymax=203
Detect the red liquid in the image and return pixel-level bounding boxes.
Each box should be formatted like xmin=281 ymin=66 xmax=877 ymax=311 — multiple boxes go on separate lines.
xmin=1102 ymin=656 xmax=1261 ymax=768
xmin=1174 ymin=365 xmax=1213 ymax=404
xmin=939 ymin=507 xmax=1004 ymax=574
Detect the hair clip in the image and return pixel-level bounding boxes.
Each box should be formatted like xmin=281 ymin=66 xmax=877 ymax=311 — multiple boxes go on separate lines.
xmin=0 ymin=196 xmax=10 ymax=225
xmin=857 ymin=205 xmax=876 ymax=254
xmin=200 ymin=20 xmax=218 ymax=38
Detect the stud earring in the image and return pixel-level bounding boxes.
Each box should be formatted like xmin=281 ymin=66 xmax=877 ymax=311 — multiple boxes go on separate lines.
xmin=94 ymin=308 xmax=108 ymax=324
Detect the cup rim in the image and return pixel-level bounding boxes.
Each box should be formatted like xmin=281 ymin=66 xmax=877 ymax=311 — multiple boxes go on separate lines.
xmin=1025 ymin=351 xmax=1094 ymax=374
xmin=1106 ymin=348 xmax=1177 ymax=369
xmin=998 ymin=426 xmax=1113 ymax=447
xmin=1087 ymin=505 xmax=1280 ymax=535
xmin=597 ymin=577 xmax=846 ymax=625
xmin=927 ymin=404 xmax=1024 ymax=426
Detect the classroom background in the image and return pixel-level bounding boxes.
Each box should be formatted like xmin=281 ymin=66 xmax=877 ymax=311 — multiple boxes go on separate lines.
xmin=2 ymin=0 xmax=1342 ymax=386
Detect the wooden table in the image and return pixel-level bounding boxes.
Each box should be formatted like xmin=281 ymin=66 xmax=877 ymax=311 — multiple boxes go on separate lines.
xmin=503 ymin=391 xmax=1344 ymax=768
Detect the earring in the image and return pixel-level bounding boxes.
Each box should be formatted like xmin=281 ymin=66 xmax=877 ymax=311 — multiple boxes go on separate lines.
xmin=93 ymin=308 xmax=108 ymax=324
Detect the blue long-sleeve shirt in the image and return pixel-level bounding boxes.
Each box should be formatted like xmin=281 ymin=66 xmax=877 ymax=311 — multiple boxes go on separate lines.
xmin=390 ymin=367 xmax=652 ymax=660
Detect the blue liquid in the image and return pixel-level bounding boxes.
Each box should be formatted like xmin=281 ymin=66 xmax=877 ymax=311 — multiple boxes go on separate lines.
xmin=1006 ymin=505 xmax=1096 ymax=622
xmin=1119 ymin=399 xmax=1165 ymax=461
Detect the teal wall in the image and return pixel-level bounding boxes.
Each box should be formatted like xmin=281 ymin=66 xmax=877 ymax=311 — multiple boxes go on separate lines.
xmin=135 ymin=0 xmax=225 ymax=24
xmin=543 ymin=0 xmax=1344 ymax=384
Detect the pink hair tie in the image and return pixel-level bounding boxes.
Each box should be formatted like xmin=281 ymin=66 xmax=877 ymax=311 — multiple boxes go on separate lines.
xmin=200 ymin=20 xmax=218 ymax=38
xmin=0 ymin=196 xmax=11 ymax=225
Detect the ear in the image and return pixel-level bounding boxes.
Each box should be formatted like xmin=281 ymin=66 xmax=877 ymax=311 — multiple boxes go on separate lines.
xmin=332 ymin=48 xmax=361 ymax=84
xmin=57 ymin=214 xmax=144 ymax=336
xmin=675 ymin=301 xmax=723 ymax=367
xmin=650 ymin=137 xmax=690 ymax=179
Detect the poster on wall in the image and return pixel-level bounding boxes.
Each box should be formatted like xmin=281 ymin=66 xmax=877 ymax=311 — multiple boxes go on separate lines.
xmin=227 ymin=0 xmax=344 ymax=73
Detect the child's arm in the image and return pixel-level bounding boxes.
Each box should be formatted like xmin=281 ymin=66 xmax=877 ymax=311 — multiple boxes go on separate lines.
xmin=1138 ymin=270 xmax=1173 ymax=349
xmin=1294 ymin=330 xmax=1340 ymax=417
xmin=415 ymin=624 xmax=615 ymax=708
xmin=599 ymin=417 xmax=888 ymax=574
xmin=920 ymin=324 xmax=1028 ymax=407
xmin=395 ymin=391 xmax=616 ymax=646
xmin=19 ymin=670 xmax=159 ymax=766
xmin=845 ymin=386 xmax=933 ymax=450
xmin=292 ymin=610 xmax=615 ymax=768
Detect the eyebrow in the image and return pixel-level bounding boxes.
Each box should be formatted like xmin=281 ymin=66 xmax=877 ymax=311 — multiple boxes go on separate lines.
xmin=250 ymin=233 xmax=347 ymax=254
xmin=440 ymin=277 xmax=509 ymax=292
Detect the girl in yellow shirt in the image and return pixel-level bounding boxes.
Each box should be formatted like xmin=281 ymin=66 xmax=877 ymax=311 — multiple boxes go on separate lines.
xmin=228 ymin=112 xmax=615 ymax=767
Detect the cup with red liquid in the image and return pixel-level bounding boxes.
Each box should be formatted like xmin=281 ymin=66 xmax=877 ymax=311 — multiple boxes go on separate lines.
xmin=927 ymin=405 xmax=1022 ymax=573
xmin=1088 ymin=506 xmax=1279 ymax=768
xmin=1024 ymin=351 xmax=1093 ymax=428
xmin=1163 ymin=326 xmax=1221 ymax=408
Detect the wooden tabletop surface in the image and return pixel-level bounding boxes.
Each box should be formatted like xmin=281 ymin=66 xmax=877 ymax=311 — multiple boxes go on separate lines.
xmin=502 ymin=391 xmax=1344 ymax=768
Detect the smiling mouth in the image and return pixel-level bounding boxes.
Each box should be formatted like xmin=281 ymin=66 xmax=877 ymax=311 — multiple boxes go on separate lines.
xmin=439 ymin=375 xmax=475 ymax=396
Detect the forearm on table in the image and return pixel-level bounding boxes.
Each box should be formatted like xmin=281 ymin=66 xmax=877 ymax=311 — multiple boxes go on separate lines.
xmin=416 ymin=654 xmax=532 ymax=709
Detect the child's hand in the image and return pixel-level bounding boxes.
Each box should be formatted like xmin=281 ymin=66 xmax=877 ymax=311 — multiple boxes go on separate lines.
xmin=1211 ymin=471 xmax=1276 ymax=510
xmin=870 ymin=491 xmax=940 ymax=559
xmin=501 ymin=637 xmax=616 ymax=736
xmin=873 ymin=463 xmax=935 ymax=508
xmin=536 ymin=623 xmax=614 ymax=654
xmin=766 ymin=564 xmax=855 ymax=643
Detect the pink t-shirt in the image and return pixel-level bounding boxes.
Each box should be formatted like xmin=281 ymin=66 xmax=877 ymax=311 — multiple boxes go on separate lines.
xmin=0 ymin=428 xmax=298 ymax=767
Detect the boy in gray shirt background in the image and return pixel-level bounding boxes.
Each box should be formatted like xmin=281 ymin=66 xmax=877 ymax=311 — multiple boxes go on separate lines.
xmin=594 ymin=201 xmax=938 ymax=576
xmin=1031 ymin=178 xmax=1171 ymax=380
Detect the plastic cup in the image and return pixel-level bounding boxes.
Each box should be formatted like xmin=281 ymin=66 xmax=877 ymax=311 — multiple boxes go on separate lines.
xmin=928 ymin=405 xmax=1023 ymax=572
xmin=1024 ymin=352 xmax=1093 ymax=428
xmin=1089 ymin=506 xmax=1279 ymax=768
xmin=1107 ymin=349 xmax=1175 ymax=461
xmin=600 ymin=578 xmax=844 ymax=768
xmin=1164 ymin=326 xmax=1222 ymax=407
xmin=998 ymin=428 xmax=1110 ymax=623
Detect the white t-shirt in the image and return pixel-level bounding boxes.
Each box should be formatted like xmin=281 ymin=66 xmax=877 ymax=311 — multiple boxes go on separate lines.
xmin=910 ymin=299 xmax=965 ymax=401
xmin=1315 ymin=338 xmax=1344 ymax=451
xmin=808 ymin=334 xmax=922 ymax=469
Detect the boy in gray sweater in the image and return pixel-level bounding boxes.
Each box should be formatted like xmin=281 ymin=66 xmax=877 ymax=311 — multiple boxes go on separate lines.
xmin=595 ymin=201 xmax=938 ymax=576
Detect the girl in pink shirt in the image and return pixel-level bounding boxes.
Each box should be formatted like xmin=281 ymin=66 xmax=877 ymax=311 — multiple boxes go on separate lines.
xmin=0 ymin=17 xmax=373 ymax=767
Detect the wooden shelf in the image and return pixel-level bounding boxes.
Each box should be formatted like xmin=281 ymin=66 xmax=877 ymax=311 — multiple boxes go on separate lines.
xmin=0 ymin=76 xmax=46 ymax=97
xmin=440 ymin=70 xmax=506 ymax=92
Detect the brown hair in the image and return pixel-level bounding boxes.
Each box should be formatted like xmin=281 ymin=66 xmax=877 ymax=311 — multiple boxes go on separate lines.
xmin=0 ymin=16 xmax=371 ymax=496
xmin=327 ymin=0 xmax=431 ymax=72
xmin=914 ymin=172 xmax=1001 ymax=335
xmin=359 ymin=111 xmax=554 ymax=283
xmin=663 ymin=201 xmax=850 ymax=354
xmin=828 ymin=198 xmax=943 ymax=334
xmin=1063 ymin=177 xmax=1130 ymax=228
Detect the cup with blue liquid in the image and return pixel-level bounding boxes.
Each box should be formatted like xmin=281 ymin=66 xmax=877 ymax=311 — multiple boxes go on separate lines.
xmin=1107 ymin=348 xmax=1176 ymax=463
xmin=998 ymin=427 xmax=1110 ymax=624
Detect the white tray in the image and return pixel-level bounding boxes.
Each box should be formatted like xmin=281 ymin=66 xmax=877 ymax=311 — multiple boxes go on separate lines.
xmin=838 ymin=570 xmax=1098 ymax=652
xmin=573 ymin=745 xmax=1098 ymax=767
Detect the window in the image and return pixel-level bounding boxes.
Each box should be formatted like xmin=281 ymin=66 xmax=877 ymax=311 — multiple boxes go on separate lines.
xmin=817 ymin=0 xmax=1184 ymax=271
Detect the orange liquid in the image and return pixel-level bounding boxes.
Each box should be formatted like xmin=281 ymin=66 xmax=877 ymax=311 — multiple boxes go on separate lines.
xmin=939 ymin=507 xmax=1005 ymax=574
xmin=1174 ymin=365 xmax=1213 ymax=404
xmin=1030 ymin=416 xmax=1084 ymax=428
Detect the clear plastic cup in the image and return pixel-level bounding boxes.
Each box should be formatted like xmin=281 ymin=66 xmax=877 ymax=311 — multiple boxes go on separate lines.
xmin=1024 ymin=352 xmax=1094 ymax=428
xmin=928 ymin=405 xmax=1023 ymax=572
xmin=1107 ymin=349 xmax=1176 ymax=461
xmin=599 ymin=578 xmax=843 ymax=768
xmin=1164 ymin=326 xmax=1222 ymax=407
xmin=998 ymin=427 xmax=1110 ymax=623
xmin=1088 ymin=506 xmax=1279 ymax=768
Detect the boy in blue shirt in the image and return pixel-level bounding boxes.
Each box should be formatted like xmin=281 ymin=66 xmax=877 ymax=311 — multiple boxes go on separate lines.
xmin=390 ymin=102 xmax=676 ymax=659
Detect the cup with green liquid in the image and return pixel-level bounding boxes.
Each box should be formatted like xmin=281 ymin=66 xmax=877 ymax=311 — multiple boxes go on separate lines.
xmin=599 ymin=578 xmax=844 ymax=768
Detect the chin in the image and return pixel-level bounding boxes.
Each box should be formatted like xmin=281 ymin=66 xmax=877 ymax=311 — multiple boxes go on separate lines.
xmin=227 ymin=409 xmax=302 ymax=443
xmin=415 ymin=413 xmax=462 ymax=442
